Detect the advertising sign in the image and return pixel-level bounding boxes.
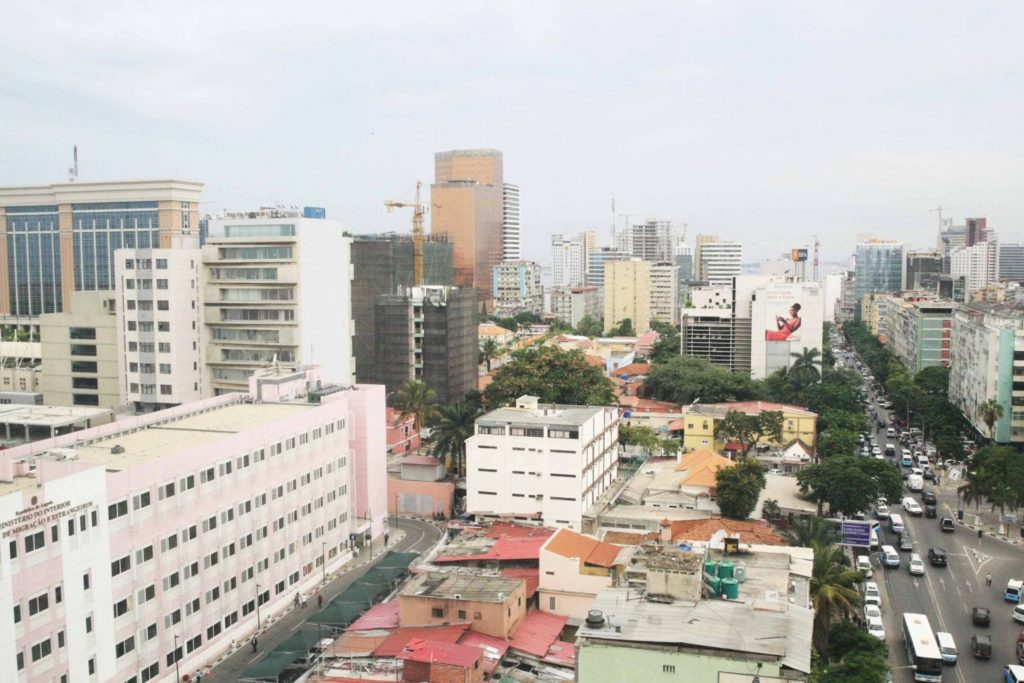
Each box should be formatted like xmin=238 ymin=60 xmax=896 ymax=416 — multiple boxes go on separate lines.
xmin=839 ymin=520 xmax=872 ymax=547
xmin=763 ymin=284 xmax=804 ymax=342
xmin=790 ymin=248 xmax=808 ymax=262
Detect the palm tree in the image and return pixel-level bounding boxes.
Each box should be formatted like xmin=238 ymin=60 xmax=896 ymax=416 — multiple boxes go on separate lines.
xmin=810 ymin=541 xmax=863 ymax=655
xmin=479 ymin=339 xmax=501 ymax=373
xmin=978 ymin=399 xmax=1004 ymax=441
xmin=394 ymin=380 xmax=437 ymax=434
xmin=762 ymin=498 xmax=781 ymax=522
xmin=430 ymin=401 xmax=482 ymax=477
xmin=789 ymin=348 xmax=822 ymax=384
xmin=782 ymin=515 xmax=839 ymax=548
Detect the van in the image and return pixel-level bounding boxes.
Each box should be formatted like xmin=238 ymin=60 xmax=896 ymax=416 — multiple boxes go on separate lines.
xmin=907 ymin=475 xmax=924 ymax=493
xmin=918 ymin=455 xmax=930 ymax=469
xmin=901 ymin=453 xmax=914 ymax=467
xmin=882 ymin=545 xmax=900 ymax=568
xmin=885 ymin=444 xmax=896 ymax=458
xmin=936 ymin=631 xmax=958 ymax=664
xmin=887 ymin=427 xmax=896 ymax=438
xmin=889 ymin=514 xmax=905 ymax=533
xmin=1007 ymin=579 xmax=1024 ymax=604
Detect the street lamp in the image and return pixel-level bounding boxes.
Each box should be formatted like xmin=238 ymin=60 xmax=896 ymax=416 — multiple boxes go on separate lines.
xmin=173 ymin=634 xmax=180 ymax=683
xmin=255 ymin=583 xmax=262 ymax=631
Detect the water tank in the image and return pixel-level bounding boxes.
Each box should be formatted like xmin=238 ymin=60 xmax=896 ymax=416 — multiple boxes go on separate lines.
xmin=735 ymin=563 xmax=747 ymax=583
xmin=706 ymin=575 xmax=721 ymax=597
xmin=585 ymin=610 xmax=605 ymax=628
xmin=721 ymin=577 xmax=739 ymax=600
xmin=718 ymin=560 xmax=735 ymax=579
xmin=704 ymin=560 xmax=718 ymax=577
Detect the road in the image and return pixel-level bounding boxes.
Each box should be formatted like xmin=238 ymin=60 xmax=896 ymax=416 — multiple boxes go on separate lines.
xmin=202 ymin=517 xmax=442 ymax=683
xmin=846 ymin=358 xmax=1024 ymax=681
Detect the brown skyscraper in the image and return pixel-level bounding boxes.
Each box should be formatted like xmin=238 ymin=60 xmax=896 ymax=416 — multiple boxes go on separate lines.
xmin=430 ymin=149 xmax=506 ymax=300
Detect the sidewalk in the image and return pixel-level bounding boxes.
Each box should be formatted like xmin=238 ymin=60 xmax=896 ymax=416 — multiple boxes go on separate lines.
xmin=936 ymin=469 xmax=1024 ymax=547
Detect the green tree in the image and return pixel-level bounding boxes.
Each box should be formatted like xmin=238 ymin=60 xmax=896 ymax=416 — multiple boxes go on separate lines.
xmin=958 ymin=444 xmax=1024 ymax=518
xmin=761 ymin=498 xmax=781 ymax=521
xmin=821 ymin=650 xmax=888 ymax=683
xmin=394 ymin=380 xmax=437 ymax=432
xmin=978 ymin=398 xmax=1005 ymax=441
xmin=429 ymin=400 xmax=482 ymax=477
xmin=618 ymin=423 xmax=662 ymax=456
xmin=817 ymin=428 xmax=859 ymax=459
xmin=797 ymin=456 xmax=902 ymax=517
xmin=789 ymin=347 xmax=823 ymax=385
xmin=714 ymin=409 xmax=784 ymax=456
xmin=607 ymin=317 xmax=635 ymax=336
xmin=715 ymin=457 xmax=766 ymax=520
xmin=782 ymin=515 xmax=839 ymax=548
xmin=810 ymin=542 xmax=863 ymax=655
xmin=575 ymin=315 xmax=604 ymax=338
xmin=645 ymin=356 xmax=760 ymax=405
xmin=647 ymin=321 xmax=680 ymax=363
xmin=826 ymin=619 xmax=887 ymax=664
xmin=479 ymin=338 xmax=501 ymax=372
xmin=483 ymin=346 xmax=615 ymax=408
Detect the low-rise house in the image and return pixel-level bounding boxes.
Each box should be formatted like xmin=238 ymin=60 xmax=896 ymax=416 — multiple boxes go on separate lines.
xmin=398 ymin=573 xmax=527 ymax=639
xmin=681 ymin=401 xmax=818 ymax=454
xmin=398 ymin=639 xmax=486 ymax=683
xmin=538 ymin=528 xmax=632 ymax=623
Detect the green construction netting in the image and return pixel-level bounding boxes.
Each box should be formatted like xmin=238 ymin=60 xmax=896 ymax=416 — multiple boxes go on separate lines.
xmin=376 ymin=551 xmax=418 ymax=570
xmin=276 ymin=626 xmax=327 ymax=652
xmin=308 ymin=599 xmax=367 ymax=627
xmin=239 ymin=649 xmax=307 ymax=681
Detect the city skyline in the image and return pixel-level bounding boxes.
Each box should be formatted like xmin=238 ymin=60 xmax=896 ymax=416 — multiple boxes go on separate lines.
xmin=2 ymin=3 xmax=1023 ymax=266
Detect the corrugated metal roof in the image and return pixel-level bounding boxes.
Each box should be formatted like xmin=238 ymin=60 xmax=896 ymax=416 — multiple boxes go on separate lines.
xmin=347 ymin=602 xmax=399 ymax=631
xmin=398 ymin=639 xmax=483 ymax=668
xmin=500 ymin=567 xmax=540 ymax=598
xmin=372 ymin=624 xmax=469 ymax=657
xmin=459 ymin=630 xmax=510 ymax=675
xmin=509 ymin=610 xmax=567 ymax=658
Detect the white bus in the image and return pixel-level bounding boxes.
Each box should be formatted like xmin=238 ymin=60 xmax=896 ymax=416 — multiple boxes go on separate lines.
xmin=902 ymin=612 xmax=943 ymax=682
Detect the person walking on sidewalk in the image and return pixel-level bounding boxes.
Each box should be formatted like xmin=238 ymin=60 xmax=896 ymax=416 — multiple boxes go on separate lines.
xmin=986 ymin=573 xmax=992 ymax=586
xmin=251 ymin=636 xmax=258 ymax=653
xmin=317 ymin=591 xmax=323 ymax=609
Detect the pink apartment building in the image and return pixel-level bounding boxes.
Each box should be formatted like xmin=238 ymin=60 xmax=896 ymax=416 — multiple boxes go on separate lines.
xmin=0 ymin=366 xmax=388 ymax=683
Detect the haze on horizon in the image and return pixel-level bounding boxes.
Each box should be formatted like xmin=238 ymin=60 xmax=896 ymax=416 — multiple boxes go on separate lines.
xmin=1 ymin=1 xmax=1022 ymax=265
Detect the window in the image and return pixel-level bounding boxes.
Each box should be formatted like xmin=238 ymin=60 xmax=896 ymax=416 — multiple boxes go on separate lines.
xmin=73 ymin=393 xmax=100 ymax=406
xmin=133 ymin=491 xmax=151 ymax=510
xmin=156 ymin=279 xmax=168 ymax=289
xmin=116 ymin=636 xmax=135 ymax=658
xmin=158 ymin=481 xmax=175 ymax=500
xmin=111 ymin=555 xmax=131 ymax=577
xmin=159 ymin=363 xmax=171 ymax=374
xmin=157 ymin=300 xmax=169 ymax=311
xmin=158 ymin=342 xmax=171 ymax=353
xmin=55 ymin=585 xmax=62 ymax=603
xmin=83 ymin=573 xmax=90 ymax=590
xmin=85 ymin=615 xmax=93 ymax=632
xmin=663 ymin=665 xmax=676 ymax=674
xmin=13 ymin=604 xmax=20 ymax=623
xmin=70 ymin=344 xmax=97 ymax=357
xmin=24 ymin=530 xmax=44 ymax=553
xmin=431 ymin=607 xmax=444 ymax=618
xmin=136 ymin=545 xmax=154 ymax=564
xmin=69 ymin=327 xmax=97 ymax=340
xmin=138 ymin=585 xmax=156 ymax=604
xmin=114 ymin=598 xmax=129 ymax=617
xmin=458 ymin=609 xmax=467 ymax=620
xmin=140 ymin=662 xmax=159 ymax=683
xmin=71 ymin=360 xmax=98 ymax=373
xmin=180 ymin=474 xmax=195 ymax=491
xmin=31 ymin=637 xmax=51 ymax=662
xmin=29 ymin=592 xmax=49 ymax=616
xmin=155 ymin=259 xmax=167 ymax=269
xmin=108 ymin=500 xmax=128 ymax=520
xmin=549 ymin=596 xmax=556 ymax=610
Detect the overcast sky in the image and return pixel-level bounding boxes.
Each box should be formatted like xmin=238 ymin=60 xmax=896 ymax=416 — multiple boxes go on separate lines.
xmin=2 ymin=2 xmax=1022 ymax=265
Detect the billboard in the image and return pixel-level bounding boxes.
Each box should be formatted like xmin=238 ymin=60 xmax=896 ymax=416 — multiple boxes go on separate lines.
xmin=791 ymin=248 xmax=808 ymax=262
xmin=839 ymin=520 xmax=873 ymax=547
xmin=749 ymin=280 xmax=823 ymax=379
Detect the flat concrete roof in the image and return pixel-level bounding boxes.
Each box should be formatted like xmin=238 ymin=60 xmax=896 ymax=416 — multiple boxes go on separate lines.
xmin=0 ymin=405 xmax=110 ymax=429
xmin=478 ymin=405 xmax=603 ymax=428
xmin=402 ymin=572 xmax=523 ymax=603
xmin=74 ymin=402 xmax=311 ymax=470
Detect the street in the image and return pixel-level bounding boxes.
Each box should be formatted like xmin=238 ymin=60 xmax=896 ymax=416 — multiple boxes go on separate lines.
xmin=858 ymin=384 xmax=1024 ymax=681
xmin=201 ymin=516 xmax=442 ymax=683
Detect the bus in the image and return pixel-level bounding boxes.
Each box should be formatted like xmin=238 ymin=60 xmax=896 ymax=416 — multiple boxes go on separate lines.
xmin=902 ymin=612 xmax=944 ymax=682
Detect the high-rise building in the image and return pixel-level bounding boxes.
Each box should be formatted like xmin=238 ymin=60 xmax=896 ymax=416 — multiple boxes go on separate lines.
xmin=965 ymin=217 xmax=989 ymax=247
xmin=581 ymin=230 xmax=598 ymax=279
xmin=39 ymin=291 xmax=119 ymax=410
xmin=502 ymin=183 xmax=521 ymax=261
xmin=551 ymin=234 xmax=587 ymax=288
xmin=951 ymin=242 xmax=997 ymax=299
xmin=0 ymin=365 xmax=385 ymax=683
xmin=586 ymin=247 xmax=628 ymax=288
xmin=627 ymin=220 xmax=676 ymax=262
xmin=350 ymin=234 xmax=454 ymax=389
xmin=373 ymin=286 xmax=477 ymax=404
xmin=999 ymin=244 xmax=1024 ymax=283
xmin=114 ymin=236 xmax=204 ymax=412
xmin=603 ymin=259 xmax=651 ymax=334
xmin=492 ymin=260 xmax=543 ymax=318
xmin=853 ymin=241 xmax=905 ymax=318
xmin=694 ymin=235 xmax=742 ymax=286
xmin=202 ymin=208 xmax=353 ymax=395
xmin=881 ymin=296 xmax=955 ymax=373
xmin=430 ymin=149 xmax=508 ymax=299
xmin=938 ymin=222 xmax=966 ymax=273
xmin=0 ymin=180 xmax=203 ymax=317
xmin=905 ymin=251 xmax=943 ymax=290
xmin=649 ymin=262 xmax=679 ymax=325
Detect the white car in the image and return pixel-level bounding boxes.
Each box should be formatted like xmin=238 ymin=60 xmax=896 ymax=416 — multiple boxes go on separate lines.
xmin=1014 ymin=605 xmax=1024 ymax=625
xmin=857 ymin=555 xmax=872 ymax=577
xmin=908 ymin=554 xmax=925 ymax=576
xmin=864 ymin=581 xmax=881 ymax=606
xmin=864 ymin=604 xmax=882 ymax=621
xmin=902 ymin=497 xmax=922 ymax=515
xmin=867 ymin=616 xmax=886 ymax=639
xmin=876 ymin=503 xmax=890 ymax=519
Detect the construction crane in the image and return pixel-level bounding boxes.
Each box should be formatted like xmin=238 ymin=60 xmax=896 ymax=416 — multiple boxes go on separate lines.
xmin=385 ymin=181 xmax=428 ymax=286
xmin=930 ymin=205 xmax=961 ymax=232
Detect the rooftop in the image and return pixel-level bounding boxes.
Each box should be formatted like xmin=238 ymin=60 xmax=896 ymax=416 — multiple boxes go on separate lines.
xmin=543 ymin=528 xmax=627 ymax=568
xmin=577 ymin=588 xmax=813 ymax=674
xmin=508 ymin=610 xmax=568 ymax=658
xmin=686 ymin=401 xmax=817 ymax=419
xmin=372 ymin=624 xmax=470 ymax=658
xmin=435 ymin=524 xmax=553 ymax=564
xmin=675 ymin=450 xmax=736 ymax=488
xmin=477 ymin=399 xmax=606 ymax=428
xmin=0 ymin=404 xmax=110 ymax=430
xmin=398 ymin=639 xmax=482 ymax=668
xmin=402 ymin=572 xmax=524 ymax=603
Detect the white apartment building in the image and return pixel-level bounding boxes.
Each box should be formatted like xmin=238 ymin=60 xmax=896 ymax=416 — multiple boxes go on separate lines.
xmin=0 ymin=366 xmax=386 ymax=683
xmin=551 ymin=234 xmax=587 ymax=288
xmin=951 ymin=242 xmax=997 ymax=299
xmin=502 ymin=183 xmax=521 ymax=261
xmin=466 ymin=396 xmax=619 ymax=531
xmin=550 ymin=286 xmax=602 ymax=328
xmin=696 ymin=239 xmax=743 ymax=286
xmin=203 ymin=209 xmax=354 ymax=395
xmin=649 ymin=262 xmax=679 ymax=325
xmin=114 ymin=236 xmax=204 ymax=412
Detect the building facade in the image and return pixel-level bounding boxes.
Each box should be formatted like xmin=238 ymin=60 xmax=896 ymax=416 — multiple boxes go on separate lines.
xmin=905 ymin=251 xmax=943 ymax=290
xmin=649 ymin=262 xmax=679 ymax=326
xmin=114 ymin=237 xmax=204 ymax=412
xmin=603 ymin=259 xmax=650 ymax=334
xmin=202 ymin=209 xmax=354 ymax=395
xmin=854 ymin=241 xmax=905 ymax=318
xmin=550 ymin=234 xmax=587 ymax=288
xmin=39 ymin=292 xmax=120 ymax=411
xmin=0 ymin=180 xmax=203 ymax=318
xmin=951 ymin=241 xmax=997 ymax=300
xmin=492 ymin=261 xmax=543 ymax=318
xmin=694 ymin=235 xmax=742 ymax=286
xmin=627 ymin=220 xmax=676 ymax=262
xmin=550 ymin=286 xmax=602 ymax=328
xmin=585 ymin=247 xmax=628 ymax=288
xmin=0 ymin=366 xmax=386 ymax=683
xmin=681 ymin=401 xmax=817 ymax=453
xmin=883 ymin=298 xmax=954 ymax=373
xmin=466 ymin=396 xmax=619 ymax=531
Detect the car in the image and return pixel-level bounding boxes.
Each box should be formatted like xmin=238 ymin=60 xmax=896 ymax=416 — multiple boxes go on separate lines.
xmin=923 ymin=469 xmax=936 ymax=481
xmin=864 ymin=581 xmax=881 ymax=606
xmin=1007 ymin=580 xmax=1023 ymax=603
xmin=928 ymin=548 xmax=948 ymax=567
xmin=925 ymin=503 xmax=937 ymax=518
xmin=767 ymin=468 xmax=783 ymax=475
xmin=1014 ymin=605 xmax=1024 ymax=625
xmin=899 ymin=532 xmax=914 ymax=552
xmin=872 ymin=446 xmax=881 ymax=456
xmin=857 ymin=555 xmax=872 ymax=577
xmin=876 ymin=503 xmax=890 ymax=519
xmin=867 ymin=616 xmax=886 ymax=640
xmin=971 ymin=633 xmax=992 ymax=659
xmin=972 ymin=606 xmax=991 ymax=627
xmin=864 ymin=604 xmax=882 ymax=621
xmin=936 ymin=631 xmax=958 ymax=664
xmin=921 ymin=490 xmax=937 ymax=505
xmin=909 ymin=554 xmax=925 ymax=576
xmin=940 ymin=517 xmax=956 ymax=532
xmin=902 ymin=497 xmax=923 ymax=516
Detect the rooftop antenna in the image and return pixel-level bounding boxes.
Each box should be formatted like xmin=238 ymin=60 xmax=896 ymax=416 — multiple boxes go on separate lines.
xmin=611 ymin=197 xmax=616 ymax=246
xmin=68 ymin=145 xmax=79 ymax=182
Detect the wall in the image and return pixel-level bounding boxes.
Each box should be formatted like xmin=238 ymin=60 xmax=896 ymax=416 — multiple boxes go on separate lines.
xmin=577 ymin=642 xmax=789 ymax=683
xmin=387 ymin=478 xmax=455 ymax=517
xmin=398 ymin=583 xmax=526 ymax=638
xmin=538 ymin=549 xmax=614 ymax=622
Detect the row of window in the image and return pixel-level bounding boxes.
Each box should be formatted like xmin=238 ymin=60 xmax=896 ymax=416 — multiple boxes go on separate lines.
xmin=126 ymin=320 xmax=173 ymax=333
xmin=9 ymin=509 xmax=100 ymax=559
xmin=125 ymin=258 xmax=173 ymax=270
xmin=124 ymin=278 xmax=170 ymax=290
xmin=478 ymin=424 xmax=580 ymax=439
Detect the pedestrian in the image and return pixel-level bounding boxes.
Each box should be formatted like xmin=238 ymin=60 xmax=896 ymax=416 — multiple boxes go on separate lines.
xmin=251 ymin=636 xmax=258 ymax=653
xmin=194 ymin=671 xmax=203 ymax=683
xmin=293 ymin=592 xmax=300 ymax=608
xmin=317 ymin=592 xmax=323 ymax=608
xmin=986 ymin=573 xmax=992 ymax=586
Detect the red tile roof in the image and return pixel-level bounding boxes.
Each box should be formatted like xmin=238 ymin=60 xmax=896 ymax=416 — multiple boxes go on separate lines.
xmin=619 ymin=397 xmax=682 ymax=413
xmin=372 ymin=624 xmax=470 ymax=657
xmin=583 ymin=354 xmax=605 ymax=367
xmin=508 ymin=610 xmax=567 ymax=658
xmin=398 ymin=639 xmax=483 ymax=668
xmin=347 ymin=602 xmax=399 ymax=631
xmin=500 ymin=567 xmax=540 ymax=598
xmin=666 ymin=517 xmax=785 ymax=546
xmin=484 ymin=522 xmax=553 ymax=540
xmin=435 ymin=536 xmax=550 ymax=563
xmin=614 ymin=362 xmax=652 ymax=377
xmin=543 ymin=528 xmax=623 ymax=568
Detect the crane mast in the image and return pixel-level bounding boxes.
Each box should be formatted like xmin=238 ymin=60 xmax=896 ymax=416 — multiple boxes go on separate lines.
xmin=385 ymin=181 xmax=428 ymax=286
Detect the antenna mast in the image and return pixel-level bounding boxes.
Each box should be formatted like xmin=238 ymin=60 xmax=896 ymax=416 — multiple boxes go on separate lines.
xmin=68 ymin=145 xmax=79 ymax=182
xmin=611 ymin=197 xmax=616 ymax=246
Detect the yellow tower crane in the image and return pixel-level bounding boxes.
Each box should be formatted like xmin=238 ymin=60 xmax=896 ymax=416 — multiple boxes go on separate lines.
xmin=385 ymin=181 xmax=428 ymax=286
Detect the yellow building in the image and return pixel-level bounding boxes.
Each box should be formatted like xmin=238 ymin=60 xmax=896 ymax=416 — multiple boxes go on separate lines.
xmin=603 ymin=258 xmax=650 ymax=334
xmin=681 ymin=401 xmax=817 ymax=454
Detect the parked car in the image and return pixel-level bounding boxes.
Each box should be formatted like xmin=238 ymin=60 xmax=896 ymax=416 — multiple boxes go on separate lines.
xmin=876 ymin=503 xmax=890 ymax=519
xmin=902 ymin=497 xmax=923 ymax=516
xmin=973 ymin=606 xmax=991 ymax=627
xmin=971 ymin=634 xmax=992 ymax=659
xmin=928 ymin=548 xmax=948 ymax=567
xmin=1013 ymin=605 xmax=1024 ymax=625
xmin=857 ymin=555 xmax=872 ymax=577
xmin=867 ymin=616 xmax=886 ymax=640
xmin=909 ymin=554 xmax=925 ymax=576
xmin=864 ymin=582 xmax=881 ymax=606
xmin=940 ymin=517 xmax=956 ymax=532
xmin=864 ymin=604 xmax=882 ymax=621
